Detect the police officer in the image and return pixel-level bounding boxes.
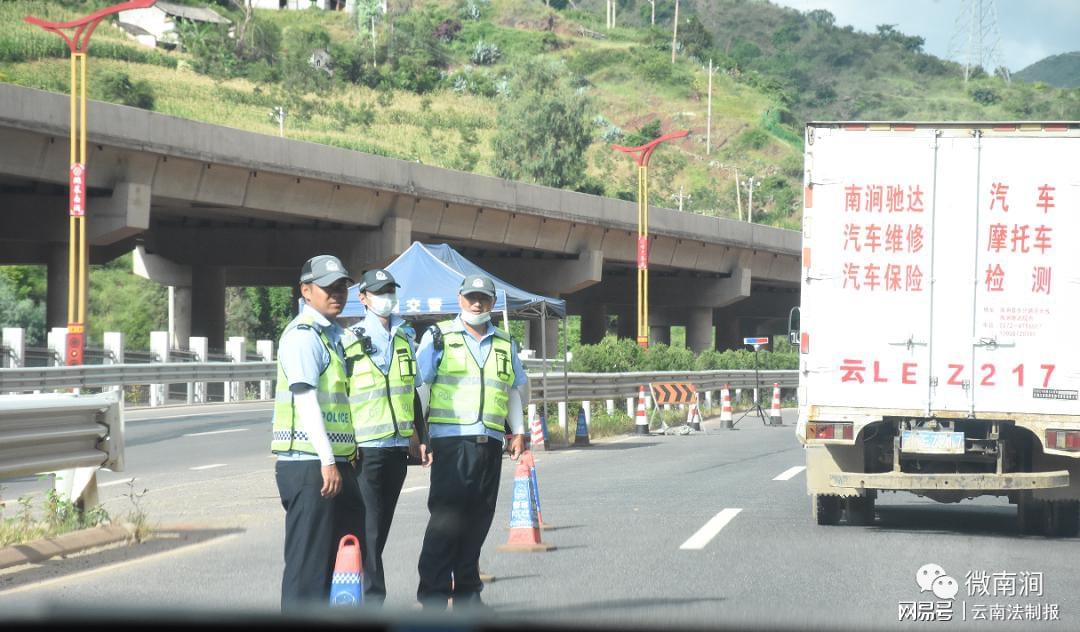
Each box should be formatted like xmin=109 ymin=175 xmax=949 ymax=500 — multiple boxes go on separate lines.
xmin=343 ymin=268 xmax=431 ymax=606
xmin=271 ymin=254 xmax=363 ymax=612
xmin=415 ymin=274 xmax=527 ymax=609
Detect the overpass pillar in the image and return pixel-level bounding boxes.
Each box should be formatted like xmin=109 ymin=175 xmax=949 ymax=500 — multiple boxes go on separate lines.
xmin=169 ymin=286 xmax=193 ymax=351
xmin=192 ymin=265 xmax=226 ymax=350
xmin=715 ymin=308 xmax=742 ymax=351
xmin=649 ymin=325 xmax=670 ymax=347
xmin=580 ymin=303 xmax=607 ymax=345
xmin=46 ymin=243 xmax=69 ymax=329
xmin=527 ymin=317 xmax=560 ymax=360
xmin=686 ymin=307 xmax=714 ymax=353
xmin=615 ymin=307 xmax=635 ymax=340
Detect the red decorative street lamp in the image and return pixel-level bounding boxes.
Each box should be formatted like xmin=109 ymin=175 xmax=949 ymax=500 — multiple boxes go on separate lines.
xmin=612 ymin=129 xmax=690 ymax=348
xmin=25 ymin=0 xmax=157 ymax=365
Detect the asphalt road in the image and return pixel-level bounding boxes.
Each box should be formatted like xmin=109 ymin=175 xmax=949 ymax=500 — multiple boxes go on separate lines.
xmin=0 ymin=403 xmax=1075 ymax=631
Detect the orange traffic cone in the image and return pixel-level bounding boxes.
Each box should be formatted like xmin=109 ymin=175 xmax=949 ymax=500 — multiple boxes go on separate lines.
xmin=519 ymin=450 xmax=553 ymax=531
xmin=498 ymin=457 xmax=555 ymax=552
xmin=720 ymin=384 xmax=733 ymax=429
xmin=687 ymin=394 xmax=702 ymax=432
xmin=634 ymin=385 xmax=649 ymax=435
xmin=329 ymin=534 xmax=363 ymax=606
xmin=770 ymin=383 xmax=782 ymax=425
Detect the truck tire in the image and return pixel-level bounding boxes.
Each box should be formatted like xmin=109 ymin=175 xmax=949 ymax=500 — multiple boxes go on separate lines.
xmin=1017 ymin=499 xmax=1047 ymax=535
xmin=812 ymin=494 xmax=842 ymax=525
xmin=845 ymin=495 xmax=876 ymax=526
xmin=1050 ymin=501 xmax=1080 ymax=538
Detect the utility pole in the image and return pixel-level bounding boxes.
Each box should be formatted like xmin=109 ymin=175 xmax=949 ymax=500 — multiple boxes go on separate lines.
xmin=733 ymin=168 xmax=742 ymax=220
xmin=706 ymin=58 xmax=713 ymax=155
xmin=272 ymin=106 xmax=285 ymax=137
xmin=747 ymin=176 xmax=756 ymax=223
xmin=671 ymin=0 xmax=679 ymax=63
xmin=673 ymin=185 xmax=691 ymax=212
xmin=648 ymin=0 xmax=655 ymax=25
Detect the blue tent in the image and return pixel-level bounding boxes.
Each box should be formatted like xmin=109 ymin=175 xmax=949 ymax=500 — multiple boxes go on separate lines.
xmin=341 ymin=242 xmax=566 ymax=321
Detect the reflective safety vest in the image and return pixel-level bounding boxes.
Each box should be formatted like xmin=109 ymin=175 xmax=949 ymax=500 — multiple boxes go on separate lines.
xmin=343 ymin=326 xmax=416 ymax=443
xmin=270 ymin=314 xmax=355 ymax=458
xmin=428 ymin=320 xmax=516 ymax=432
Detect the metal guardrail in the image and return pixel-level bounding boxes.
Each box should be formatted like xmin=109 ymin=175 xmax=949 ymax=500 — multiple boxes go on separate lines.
xmin=25 ymin=347 xmax=59 ymax=367
xmin=0 ymin=362 xmax=797 ymax=402
xmin=0 ymin=362 xmax=276 ymax=391
xmin=169 ymin=349 xmax=199 ymax=362
xmin=124 ymin=350 xmax=157 ymax=364
xmin=0 ymin=392 xmax=124 ymax=479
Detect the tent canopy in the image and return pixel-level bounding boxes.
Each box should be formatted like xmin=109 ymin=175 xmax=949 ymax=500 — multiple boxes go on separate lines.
xmin=341 ymin=242 xmax=566 ymax=320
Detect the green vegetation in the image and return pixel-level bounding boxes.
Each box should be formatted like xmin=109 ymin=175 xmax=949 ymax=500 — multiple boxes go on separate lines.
xmin=569 ymin=335 xmax=797 ymax=372
xmin=0 ymin=485 xmax=110 ymax=547
xmin=1014 ymin=52 xmax=1080 ymax=89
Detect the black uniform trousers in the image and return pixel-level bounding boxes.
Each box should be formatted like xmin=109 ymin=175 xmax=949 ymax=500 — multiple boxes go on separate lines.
xmin=417 ymin=436 xmax=503 ymax=606
xmin=275 ymin=459 xmax=363 ymax=613
xmin=354 ymin=446 xmax=409 ymax=604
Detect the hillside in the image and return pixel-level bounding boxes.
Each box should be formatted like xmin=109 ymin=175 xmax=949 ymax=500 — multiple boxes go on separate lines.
xmin=3 ymin=0 xmax=1079 ymax=232
xmin=1014 ymin=51 xmax=1080 ymax=88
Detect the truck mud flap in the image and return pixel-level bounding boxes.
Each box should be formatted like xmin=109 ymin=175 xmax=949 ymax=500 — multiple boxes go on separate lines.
xmin=830 ymin=470 xmax=1070 ymax=491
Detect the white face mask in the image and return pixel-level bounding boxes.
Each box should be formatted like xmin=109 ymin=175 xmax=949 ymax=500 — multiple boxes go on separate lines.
xmin=461 ymin=310 xmax=491 ymax=326
xmin=367 ymin=293 xmax=397 ymax=317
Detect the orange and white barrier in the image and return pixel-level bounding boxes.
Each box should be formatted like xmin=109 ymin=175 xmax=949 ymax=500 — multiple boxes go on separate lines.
xmin=770 ymin=383 xmax=782 ymax=425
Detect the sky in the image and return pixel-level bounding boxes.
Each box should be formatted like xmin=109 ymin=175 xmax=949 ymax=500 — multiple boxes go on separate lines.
xmin=769 ymin=0 xmax=1080 ymax=72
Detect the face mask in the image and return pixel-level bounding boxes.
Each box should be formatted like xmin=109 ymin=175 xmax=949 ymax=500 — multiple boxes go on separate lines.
xmin=367 ymin=293 xmax=397 ymax=317
xmin=461 ymin=310 xmax=491 ymax=326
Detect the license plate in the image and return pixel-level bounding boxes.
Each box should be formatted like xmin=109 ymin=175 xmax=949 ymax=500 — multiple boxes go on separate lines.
xmin=901 ymin=430 xmax=965 ymax=455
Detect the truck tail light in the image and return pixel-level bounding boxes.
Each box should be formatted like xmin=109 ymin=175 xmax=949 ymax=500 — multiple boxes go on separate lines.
xmin=800 ymin=332 xmax=810 ymax=354
xmin=1046 ymin=430 xmax=1080 ymax=451
xmin=807 ymin=422 xmax=853 ymax=440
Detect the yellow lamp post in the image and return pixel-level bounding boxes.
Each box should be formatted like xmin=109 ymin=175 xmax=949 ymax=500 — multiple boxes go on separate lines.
xmin=612 ymin=129 xmax=689 ymax=348
xmin=25 ymin=0 xmax=156 ymax=365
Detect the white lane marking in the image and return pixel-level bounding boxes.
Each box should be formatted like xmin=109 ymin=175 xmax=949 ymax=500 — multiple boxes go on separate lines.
xmin=189 ymin=464 xmax=227 ymax=471
xmin=183 ymin=428 xmax=248 ymax=438
xmin=773 ymin=466 xmax=806 ymax=481
xmin=679 ymin=508 xmax=742 ymax=550
xmin=401 ymin=486 xmax=428 ymax=494
xmin=127 ymin=405 xmax=272 ymax=422
xmin=98 ymin=477 xmax=134 ymax=488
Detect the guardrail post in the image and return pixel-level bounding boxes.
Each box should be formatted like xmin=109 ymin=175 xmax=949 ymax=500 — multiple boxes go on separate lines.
xmin=626 ymin=397 xmax=634 ymax=417
xmin=605 ymin=399 xmax=614 ymax=415
xmin=735 ymin=387 xmax=742 ymax=406
xmin=189 ymin=336 xmax=208 ymax=403
xmin=103 ymin=331 xmax=124 ymax=395
xmin=257 ymin=339 xmax=274 ymax=401
xmin=558 ymin=401 xmax=567 ymax=438
xmin=226 ymin=336 xmax=245 ymax=402
xmin=150 ymin=330 xmax=168 ymax=407
xmin=704 ymin=390 xmax=713 ymax=412
xmin=582 ymin=400 xmax=591 ymax=430
xmin=2 ymin=327 xmax=25 ymax=369
xmin=48 ymin=327 xmax=67 ymax=367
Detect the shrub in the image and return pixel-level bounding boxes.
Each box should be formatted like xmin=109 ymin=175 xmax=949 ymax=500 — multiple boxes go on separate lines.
xmin=471 ymin=40 xmax=500 ymax=65
xmin=99 ymin=70 xmax=155 ymax=110
xmin=568 ymin=336 xmax=642 ymax=373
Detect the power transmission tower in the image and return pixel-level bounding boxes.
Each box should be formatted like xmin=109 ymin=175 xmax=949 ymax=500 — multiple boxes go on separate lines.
xmin=949 ymin=0 xmax=1010 ymax=83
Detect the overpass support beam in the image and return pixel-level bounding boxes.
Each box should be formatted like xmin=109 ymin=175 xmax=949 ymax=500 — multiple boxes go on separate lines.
xmin=46 ymin=243 xmax=69 ymax=329
xmin=686 ymin=307 xmax=714 ymax=353
xmin=476 ymin=249 xmax=602 ymax=296
xmin=192 ymin=265 xmax=226 ymax=350
xmin=88 ymin=181 xmax=151 ymax=246
xmin=580 ymin=302 xmax=607 ymax=345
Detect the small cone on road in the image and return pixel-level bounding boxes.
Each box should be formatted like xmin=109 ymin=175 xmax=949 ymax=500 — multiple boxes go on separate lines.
xmin=329 ymin=534 xmax=364 ymax=607
xmin=574 ymin=407 xmax=591 ymax=446
xmin=720 ymin=384 xmax=733 ymax=429
xmin=634 ymin=385 xmax=650 ymax=435
xmin=498 ymin=458 xmax=555 ymax=552
xmin=529 ymin=409 xmax=547 ymax=451
xmin=771 ymin=383 xmax=782 ymax=425
xmin=687 ymin=394 xmax=702 ymax=432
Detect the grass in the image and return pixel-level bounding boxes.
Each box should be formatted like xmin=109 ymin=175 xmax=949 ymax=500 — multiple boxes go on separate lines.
xmin=0 ymin=478 xmax=152 ymax=548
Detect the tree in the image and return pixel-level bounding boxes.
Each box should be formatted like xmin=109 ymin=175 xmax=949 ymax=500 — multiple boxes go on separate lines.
xmin=0 ymin=272 xmax=45 ymax=346
xmin=491 ymin=59 xmax=592 ymax=189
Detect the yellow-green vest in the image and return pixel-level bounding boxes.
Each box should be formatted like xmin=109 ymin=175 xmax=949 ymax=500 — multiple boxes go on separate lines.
xmin=344 ymin=326 xmax=416 ymax=443
xmin=429 ymin=320 xmax=516 ymax=432
xmin=270 ymin=314 xmax=354 ymax=458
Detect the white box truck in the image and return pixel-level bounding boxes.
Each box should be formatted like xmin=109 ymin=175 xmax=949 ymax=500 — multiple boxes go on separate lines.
xmin=795 ymin=122 xmax=1080 ymax=536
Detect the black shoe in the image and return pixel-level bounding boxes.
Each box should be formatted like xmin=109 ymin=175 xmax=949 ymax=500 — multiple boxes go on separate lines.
xmin=451 ymin=593 xmax=492 ymax=613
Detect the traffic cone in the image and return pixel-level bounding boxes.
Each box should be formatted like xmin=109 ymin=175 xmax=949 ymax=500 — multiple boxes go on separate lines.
xmin=329 ymin=534 xmax=364 ymax=607
xmin=574 ymin=407 xmax=591 ymax=446
xmin=497 ymin=458 xmax=555 ymax=552
xmin=520 ymin=450 xmax=553 ymax=531
xmin=720 ymin=384 xmax=733 ymax=429
xmin=634 ymin=385 xmax=649 ymax=435
xmin=770 ymin=383 xmax=782 ymax=425
xmin=529 ymin=409 xmax=547 ymax=451
xmin=687 ymin=394 xmax=702 ymax=432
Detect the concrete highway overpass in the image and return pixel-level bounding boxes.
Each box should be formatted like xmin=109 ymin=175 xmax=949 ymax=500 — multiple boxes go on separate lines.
xmin=0 ymin=83 xmax=801 ymax=353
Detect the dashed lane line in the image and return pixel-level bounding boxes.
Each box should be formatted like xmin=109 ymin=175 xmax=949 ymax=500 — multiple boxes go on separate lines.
xmin=401 ymin=486 xmax=428 ymax=494
xmin=98 ymin=477 xmax=134 ymax=488
xmin=773 ymin=466 xmax=806 ymax=481
xmin=189 ymin=464 xmax=227 ymax=471
xmin=679 ymin=508 xmax=743 ymax=550
xmin=183 ymin=428 xmax=249 ymax=438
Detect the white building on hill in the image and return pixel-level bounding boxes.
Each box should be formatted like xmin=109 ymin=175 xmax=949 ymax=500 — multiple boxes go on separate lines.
xmin=117 ymin=1 xmax=230 ymax=49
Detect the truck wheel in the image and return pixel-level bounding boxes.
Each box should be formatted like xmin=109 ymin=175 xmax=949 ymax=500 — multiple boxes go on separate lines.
xmin=1017 ymin=499 xmax=1047 ymax=535
xmin=845 ymin=495 xmax=876 ymax=526
xmin=1050 ymin=501 xmax=1080 ymax=538
xmin=812 ymin=494 xmax=841 ymax=525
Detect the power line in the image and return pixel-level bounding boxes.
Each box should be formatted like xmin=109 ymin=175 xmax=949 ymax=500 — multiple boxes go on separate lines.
xmin=949 ymin=0 xmax=1010 ymax=83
